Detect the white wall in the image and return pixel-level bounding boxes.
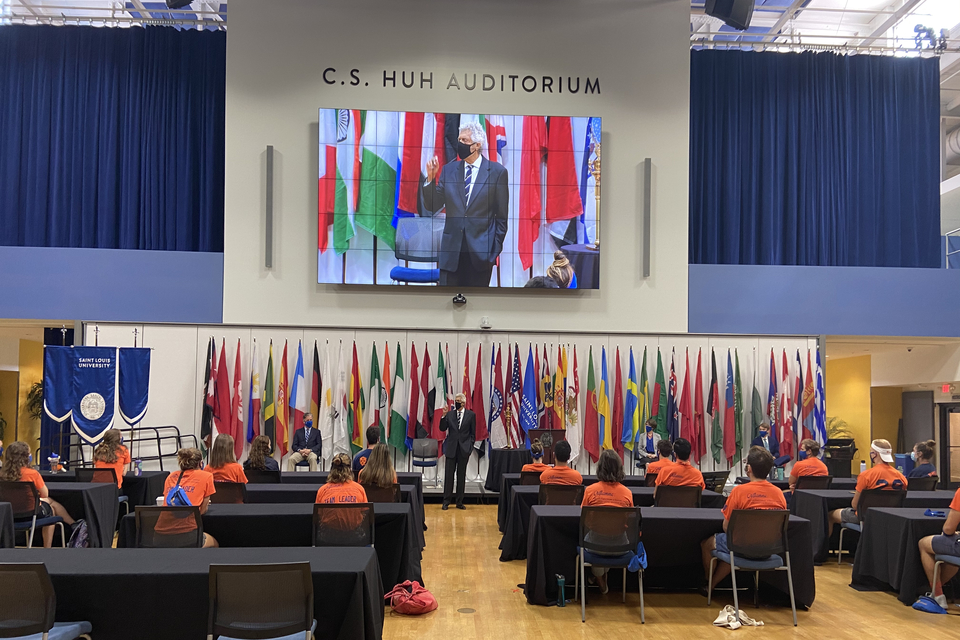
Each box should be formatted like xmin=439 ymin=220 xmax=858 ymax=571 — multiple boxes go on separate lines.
xmin=223 ymin=0 xmax=691 ymax=333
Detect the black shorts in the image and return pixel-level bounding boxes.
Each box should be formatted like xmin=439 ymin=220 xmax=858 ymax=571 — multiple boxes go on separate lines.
xmin=39 ymin=501 xmax=54 ymax=518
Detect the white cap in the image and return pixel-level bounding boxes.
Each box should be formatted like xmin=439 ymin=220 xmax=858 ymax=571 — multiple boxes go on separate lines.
xmin=871 ymin=442 xmax=894 ymax=463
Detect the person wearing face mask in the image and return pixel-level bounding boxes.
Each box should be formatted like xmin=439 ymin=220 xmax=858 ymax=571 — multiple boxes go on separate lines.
xmin=636 ymin=418 xmax=661 ymax=469
xmin=908 ymin=440 xmax=937 ymax=478
xmin=828 ymin=438 xmax=906 ymax=538
xmin=421 ymin=121 xmax=510 ymax=287
xmin=288 ymin=412 xmax=322 ymax=471
xmin=749 ymin=421 xmax=792 ymax=468
xmin=440 ymin=393 xmax=476 ymax=510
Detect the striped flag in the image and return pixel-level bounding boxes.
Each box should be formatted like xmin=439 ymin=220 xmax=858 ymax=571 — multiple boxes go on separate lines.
xmin=598 ymin=346 xmax=612 ymax=450
xmin=334 ymin=109 xmax=362 ymax=254
xmin=290 ymin=341 xmax=308 ymax=435
xmin=310 ymin=341 xmax=321 ymax=436
xmin=357 ymin=110 xmax=399 ymax=248
xmin=553 ymin=344 xmax=565 ymax=430
xmin=319 ymin=341 xmax=334 ymax=465
xmin=389 ymin=343 xmax=408 ymax=453
xmin=815 ymin=350 xmax=827 ymax=446
xmin=489 ymin=344 xmax=508 ymax=449
xmin=349 ymin=342 xmax=365 ymax=453
xmin=246 ymin=338 xmax=261 ymax=444
xmin=583 ymin=346 xmax=600 ymax=463
xmin=263 ymin=342 xmax=275 ymax=454
xmin=277 ymin=341 xmax=289 ymax=456
xmin=231 ymin=340 xmax=243 ymax=458
xmin=802 ymin=350 xmax=816 ymax=443
xmin=318 ymin=109 xmax=337 ymax=254
xmin=508 ymin=344 xmax=523 ymax=448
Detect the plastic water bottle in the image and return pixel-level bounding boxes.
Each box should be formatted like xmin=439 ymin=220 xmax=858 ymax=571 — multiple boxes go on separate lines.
xmin=135 ymin=459 xmax=142 ymax=477
xmin=860 ymin=460 xmax=867 ymax=475
xmin=556 ymin=575 xmax=566 ymax=607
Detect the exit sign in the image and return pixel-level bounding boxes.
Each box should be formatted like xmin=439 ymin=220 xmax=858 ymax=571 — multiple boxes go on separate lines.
xmin=944 ymin=384 xmax=953 ymax=394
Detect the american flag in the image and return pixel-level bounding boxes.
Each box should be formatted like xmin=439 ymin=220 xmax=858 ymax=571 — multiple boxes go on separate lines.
xmin=509 ymin=344 xmax=523 ymax=448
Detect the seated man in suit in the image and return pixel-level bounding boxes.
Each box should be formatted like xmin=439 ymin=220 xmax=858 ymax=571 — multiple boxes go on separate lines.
xmin=287 ymin=412 xmax=322 ymax=471
xmin=750 ymin=422 xmax=791 ymax=468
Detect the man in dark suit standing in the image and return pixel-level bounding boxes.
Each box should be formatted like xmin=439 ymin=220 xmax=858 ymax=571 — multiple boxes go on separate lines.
xmin=422 ymin=122 xmax=509 ymax=287
xmin=440 ymin=392 xmax=476 ymax=510
xmin=750 ymin=422 xmax=791 ymax=468
xmin=287 ymin=412 xmax=322 ymax=471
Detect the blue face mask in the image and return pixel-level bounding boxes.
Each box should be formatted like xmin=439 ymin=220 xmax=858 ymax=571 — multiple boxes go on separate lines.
xmin=305 ymin=421 xmax=313 ymax=429
xmin=759 ymin=430 xmax=768 ymax=437
xmin=646 ymin=425 xmax=653 ymax=432
xmin=798 ymin=450 xmax=807 ymax=460
xmin=28 ymin=454 xmax=33 ymax=464
xmin=910 ymin=451 xmax=917 ymax=461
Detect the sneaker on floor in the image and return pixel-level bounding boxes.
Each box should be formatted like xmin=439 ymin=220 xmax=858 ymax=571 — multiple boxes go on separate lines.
xmin=912 ymin=594 xmax=947 ymax=614
xmin=596 ymin=573 xmax=609 ymax=595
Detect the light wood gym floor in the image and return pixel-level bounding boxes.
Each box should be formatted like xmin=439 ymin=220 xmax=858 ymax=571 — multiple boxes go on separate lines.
xmin=384 ymin=503 xmax=959 ymax=639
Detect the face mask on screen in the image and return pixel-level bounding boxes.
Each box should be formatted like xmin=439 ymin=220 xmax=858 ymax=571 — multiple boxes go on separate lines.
xmin=457 ymin=140 xmax=475 ymax=160
xmin=455 ymin=401 xmax=463 ymax=410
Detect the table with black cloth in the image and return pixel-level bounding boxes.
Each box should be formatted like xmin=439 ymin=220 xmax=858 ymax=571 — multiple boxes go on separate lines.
xmin=499 ymin=485 xmax=726 ymax=562
xmin=793 ymin=489 xmax=957 ymax=563
xmin=484 ymin=448 xmax=533 ymax=491
xmin=0 ymin=547 xmax=383 ymax=640
xmin=116 ymin=502 xmax=422 ymax=588
xmin=245 ymin=483 xmax=425 ymax=549
xmin=524 ymin=506 xmax=815 ymax=608
xmin=560 ymin=244 xmax=600 ymax=289
xmin=0 ymin=503 xmax=13 ymax=548
xmin=735 ymin=476 xmax=857 ymax=491
xmin=850 ymin=507 xmax=952 ymax=605
xmin=41 ymin=470 xmax=170 ymax=506
xmin=47 ymin=483 xmax=119 ymax=548
xmin=497 ymin=473 xmax=648 ymax=531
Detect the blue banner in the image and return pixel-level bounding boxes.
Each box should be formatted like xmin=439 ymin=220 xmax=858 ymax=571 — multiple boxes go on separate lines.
xmin=71 ymin=347 xmax=117 ymax=444
xmin=118 ymin=347 xmax=150 ymax=424
xmin=43 ymin=346 xmax=76 ymax=421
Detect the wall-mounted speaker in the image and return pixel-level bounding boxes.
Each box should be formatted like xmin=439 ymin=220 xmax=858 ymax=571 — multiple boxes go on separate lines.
xmin=704 ymin=0 xmax=755 ymax=31
xmin=165 ymin=1 xmax=193 ymax=9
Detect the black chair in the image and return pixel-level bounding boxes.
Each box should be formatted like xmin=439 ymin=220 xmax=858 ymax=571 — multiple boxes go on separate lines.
xmin=538 ymin=484 xmax=584 ymax=506
xmin=573 ymin=506 xmax=644 ymax=623
xmin=411 ymin=439 xmax=439 ymax=488
xmin=794 ymin=475 xmax=833 ymax=491
xmin=0 ymin=481 xmax=66 ymax=549
xmin=312 ymin=503 xmax=375 ymax=547
xmin=75 ymin=467 xmax=130 ymax=516
xmin=707 ymin=509 xmax=797 ymax=626
xmin=211 ymin=481 xmax=247 ymax=504
xmin=907 ymin=476 xmax=938 ymax=491
xmin=361 ymin=482 xmax=401 ymax=503
xmin=653 ymin=485 xmax=702 ymax=508
xmin=643 ymin=473 xmax=658 ymax=488
xmin=702 ymin=470 xmax=729 ymax=494
xmin=134 ymin=505 xmax=203 ymax=548
xmin=0 ymin=563 xmax=92 ymax=639
xmin=244 ymin=469 xmax=282 ymax=484
xmin=837 ymin=489 xmax=906 ymax=565
xmin=208 ymin=562 xmax=316 ymax=640
xmin=520 ymin=471 xmax=543 ymax=486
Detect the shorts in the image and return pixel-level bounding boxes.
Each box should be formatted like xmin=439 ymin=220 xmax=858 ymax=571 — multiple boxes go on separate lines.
xmin=715 ymin=533 xmax=730 ymax=556
xmin=39 ymin=501 xmax=54 ymax=518
xmin=840 ymin=507 xmax=859 ymax=524
xmin=931 ymin=532 xmax=960 ymax=557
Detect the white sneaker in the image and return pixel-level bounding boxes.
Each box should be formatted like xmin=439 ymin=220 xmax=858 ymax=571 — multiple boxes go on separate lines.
xmin=935 ymin=594 xmax=948 ymax=609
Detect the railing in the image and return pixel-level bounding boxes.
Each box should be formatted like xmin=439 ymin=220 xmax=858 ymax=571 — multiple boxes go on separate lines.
xmin=946 ymin=228 xmax=960 ymax=269
xmin=43 ymin=425 xmax=197 ymax=472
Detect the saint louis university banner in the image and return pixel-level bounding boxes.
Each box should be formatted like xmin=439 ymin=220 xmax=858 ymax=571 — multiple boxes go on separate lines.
xmin=72 ymin=347 xmax=118 ymax=443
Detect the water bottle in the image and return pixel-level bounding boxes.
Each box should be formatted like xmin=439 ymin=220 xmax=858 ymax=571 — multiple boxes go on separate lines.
xmin=135 ymin=459 xmax=142 ymax=477
xmin=859 ymin=460 xmax=867 ymax=475
xmin=556 ymin=575 xmax=566 ymax=607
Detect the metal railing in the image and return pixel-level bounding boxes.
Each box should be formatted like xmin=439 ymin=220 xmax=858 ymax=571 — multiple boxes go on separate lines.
xmin=947 ymin=227 xmax=960 ymax=269
xmin=42 ymin=424 xmax=198 ymax=472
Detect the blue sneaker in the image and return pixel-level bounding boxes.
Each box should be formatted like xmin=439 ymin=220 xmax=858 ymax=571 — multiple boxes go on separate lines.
xmin=913 ymin=594 xmax=947 ymax=614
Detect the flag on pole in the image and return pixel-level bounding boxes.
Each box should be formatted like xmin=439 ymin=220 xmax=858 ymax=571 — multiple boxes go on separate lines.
xmin=334 ymin=341 xmax=350 ymax=457
xmin=694 ymin=348 xmax=705 ymax=464
xmin=667 ymin=349 xmax=679 ymax=443
xmin=201 ymin=337 xmax=216 ymax=455
xmin=802 ymin=350 xmax=816 ymax=443
xmin=382 ymin=342 xmax=391 ymax=444
xmin=734 ymin=350 xmax=744 ymax=465
xmin=290 ymin=341 xmax=308 ymax=436
xmin=508 ymin=344 xmax=523 ymax=448
xmin=622 ymin=347 xmax=640 ymax=451
xmin=462 ymin=344 xmax=472 ymax=410
xmin=214 ymin=338 xmax=231 ymax=446
xmin=247 ymin=339 xmax=261 ymax=444
xmin=639 ymin=347 xmax=649 ymax=443
xmin=349 ymin=342 xmax=365 ymax=453
xmin=320 ymin=341 xmax=334 ymax=464
xmin=310 ymin=341 xmax=321 ymax=436
xmin=815 ymin=350 xmax=827 ymax=446
xmin=473 ymin=344 xmax=487 ymax=442
xmin=752 ymin=360 xmax=763 ymax=440
xmin=419 ymin=344 xmax=432 ymax=441
xmin=553 ymin=344 xmax=565 ymax=430
xmin=430 ymin=344 xmax=446 ymax=441
xmin=598 ymin=346 xmax=612 ymax=451
xmin=795 ymin=350 xmax=805 ymax=443
xmin=489 ymin=344 xmax=508 ymax=449
xmin=539 ymin=345 xmax=552 ymax=430
xmin=406 ymin=343 xmax=420 ymax=450
xmin=653 ymin=349 xmax=668 ymax=440
xmin=367 ymin=343 xmax=384 ymax=443
xmin=679 ymin=349 xmax=693 ymax=447
xmin=780 ymin=350 xmax=794 ymax=461
xmin=389 ymin=342 xmax=408 ymax=453
xmin=583 ymin=346 xmax=600 ymax=463
xmin=521 ymin=346 xmax=538 ymax=448
xmin=263 ymin=341 xmax=275 ymax=454
xmin=723 ymin=349 xmax=735 ymax=464
xmin=567 ymin=346 xmax=581 ymax=465
xmin=612 ymin=348 xmax=624 ymax=458
xmin=708 ymin=348 xmax=723 ymax=464
xmin=277 ymin=341 xmax=289 ymax=456
xmin=228 ymin=341 xmax=244 ymax=457
xmin=445 ymin=343 xmax=455 ymax=412
xmin=767 ymin=349 xmax=779 ymax=438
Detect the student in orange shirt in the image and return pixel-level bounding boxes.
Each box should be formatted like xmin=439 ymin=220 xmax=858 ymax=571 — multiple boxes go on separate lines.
xmin=358 ymin=444 xmax=397 ymax=488
xmin=207 ymin=434 xmax=248 ymax=484
xmin=581 ymin=450 xmax=635 ymax=593
xmin=829 ymin=439 xmax=906 ymax=537
xmin=93 ymin=429 xmax=131 ymax=488
xmin=161 ymin=447 xmax=218 ymax=547
xmin=655 ymin=438 xmax=704 ymax=495
xmin=701 ymin=447 xmax=786 ymax=590
xmin=539 ymin=441 xmax=583 ymax=485
xmin=0 ymin=441 xmax=75 ymax=548
xmin=914 ymin=486 xmax=960 ymax=613
xmin=645 ymin=440 xmax=675 ymax=476
xmin=521 ymin=439 xmax=551 ymax=475
xmin=785 ymin=439 xmax=828 ymax=494
xmin=316 ymin=453 xmax=369 ymax=531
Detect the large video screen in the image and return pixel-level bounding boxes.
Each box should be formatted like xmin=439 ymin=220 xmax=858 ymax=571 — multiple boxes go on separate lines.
xmin=318 ymin=109 xmax=601 ymax=289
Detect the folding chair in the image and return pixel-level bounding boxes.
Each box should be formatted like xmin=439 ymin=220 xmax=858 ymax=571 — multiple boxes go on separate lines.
xmin=244 ymin=469 xmax=282 ymax=484
xmin=519 ymin=471 xmax=543 ymax=486
xmin=208 ymin=562 xmax=316 ymax=640
xmin=361 ymin=483 xmax=401 ymax=503
xmin=0 ymin=481 xmax=66 ymax=549
xmin=707 ymin=509 xmax=797 ymax=626
xmin=643 ymin=473 xmax=658 ymax=488
xmin=134 ymin=505 xmax=204 ymax=548
xmin=0 ymin=563 xmax=92 ymax=639
xmin=653 ymin=485 xmax=702 ymax=508
xmin=837 ymin=489 xmax=905 ymax=565
xmin=211 ymin=481 xmax=248 ymax=505
xmin=312 ymin=503 xmax=375 ymax=547
xmin=573 ymin=506 xmax=644 ymax=623
xmin=794 ymin=475 xmax=832 ymax=491
xmin=411 ymin=439 xmax=440 ymax=488
xmin=907 ymin=476 xmax=938 ymax=492
xmin=538 ymin=484 xmax=584 ymax=506
xmin=75 ymin=467 xmax=129 ymax=516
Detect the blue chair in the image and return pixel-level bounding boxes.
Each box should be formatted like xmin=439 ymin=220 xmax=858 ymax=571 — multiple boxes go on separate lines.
xmin=0 ymin=482 xmax=66 ymax=549
xmin=707 ymin=509 xmax=797 ymax=626
xmin=0 ymin=563 xmax=92 ymax=639
xmin=208 ymin=562 xmax=315 ymax=640
xmin=573 ymin=506 xmax=644 ymax=623
xmin=389 ymin=216 xmax=444 ymax=285
xmin=933 ymin=554 xmax=960 ymax=597
xmin=75 ymin=467 xmax=129 ymax=516
xmin=411 ymin=438 xmax=440 ymax=488
xmin=837 ymin=489 xmax=905 ymax=565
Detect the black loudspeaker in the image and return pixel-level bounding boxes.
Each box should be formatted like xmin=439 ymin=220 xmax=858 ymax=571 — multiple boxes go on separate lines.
xmin=165 ymin=1 xmax=193 ymax=9
xmin=705 ymin=0 xmax=755 ymax=31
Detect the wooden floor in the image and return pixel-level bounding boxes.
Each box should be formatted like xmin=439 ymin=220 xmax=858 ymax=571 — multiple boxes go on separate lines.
xmin=385 ymin=503 xmax=959 ymax=639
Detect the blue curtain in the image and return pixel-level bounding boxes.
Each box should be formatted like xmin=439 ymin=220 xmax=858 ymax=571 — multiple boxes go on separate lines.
xmin=689 ymin=50 xmax=940 ymax=268
xmin=0 ymin=25 xmax=225 ymax=252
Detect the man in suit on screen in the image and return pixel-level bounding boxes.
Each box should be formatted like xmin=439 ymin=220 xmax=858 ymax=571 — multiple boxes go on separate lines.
xmin=422 ymin=122 xmax=509 ymax=287
xmin=440 ymin=393 xmax=476 ymax=510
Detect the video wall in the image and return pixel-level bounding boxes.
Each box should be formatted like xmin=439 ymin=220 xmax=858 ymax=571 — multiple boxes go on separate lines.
xmin=318 ymin=109 xmax=602 ymax=289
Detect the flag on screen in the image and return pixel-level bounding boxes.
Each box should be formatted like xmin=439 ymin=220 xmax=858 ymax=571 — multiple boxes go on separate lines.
xmin=349 ymin=342 xmax=365 ymax=453
xmin=357 ymin=111 xmax=399 ymax=249
xmin=679 ymin=348 xmax=693 ymax=448
xmin=815 ymin=350 xmax=827 ymax=446
xmin=612 ymin=347 xmax=624 ymax=458
xmin=546 ymin=116 xmax=584 ymax=226
xmin=521 ymin=346 xmax=538 ymax=448
xmin=394 ymin=111 xmax=424 ymax=219
xmin=577 ymin=117 xmax=599 ymax=245
xmin=319 ymin=341 xmax=334 ymax=464
xmin=667 ymin=349 xmax=679 ymax=443
xmin=723 ymin=350 xmax=735 ymax=464
xmin=277 ymin=341 xmax=289 ymax=456
xmin=518 ymin=115 xmax=547 ymax=271
xmin=367 ymin=343 xmax=384 ymax=443
xmin=334 ymin=108 xmax=362 ymax=254
xmin=734 ymin=350 xmax=744 ymax=465
xmin=779 ymin=349 xmax=794 ymax=461
xmin=509 ymin=344 xmax=523 ymax=448
xmin=653 ymin=349 xmax=668 ymax=441
xmin=802 ymin=350 xmax=815 ymax=443
xmin=622 ymin=347 xmax=639 ymax=451
xmin=263 ymin=341 xmax=275 ymax=454
xmin=486 ymin=114 xmax=507 ymax=163
xmin=490 ymin=344 xmax=508 ymax=449
xmin=333 ymin=341 xmax=350 ymax=458
xmin=553 ymin=345 xmax=565 ymax=430
xmin=567 ymin=346 xmax=582 ymax=465
xmin=247 ymin=338 xmax=261 ymax=444
xmin=290 ymin=341 xmax=307 ymax=436
xmin=708 ymin=348 xmax=723 ymax=464
xmin=584 ymin=346 xmax=600 ymax=463
xmin=389 ymin=342 xmax=408 ymax=453
xmin=473 ymin=343 xmax=487 ymax=443
xmin=318 ymin=109 xmax=337 ymax=254
xmin=694 ymin=348 xmax=705 ymax=464
xmin=406 ymin=343 xmax=420 ymax=450
xmin=214 ymin=338 xmax=231 ymax=447
xmin=201 ymin=337 xmax=216 ymax=455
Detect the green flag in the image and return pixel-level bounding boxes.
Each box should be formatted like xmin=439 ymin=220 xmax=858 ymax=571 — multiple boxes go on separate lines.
xmin=367 ymin=344 xmax=384 ymax=440
xmin=638 ymin=346 xmax=649 ymax=429
xmin=356 ymin=111 xmax=399 ymax=249
xmin=734 ymin=350 xmax=744 ymax=464
xmin=654 ymin=349 xmax=668 ymax=440
xmin=388 ymin=343 xmax=408 ymax=453
xmin=752 ymin=366 xmax=764 ymax=440
xmin=709 ymin=348 xmax=723 ymax=464
xmin=263 ymin=341 xmax=276 ymax=450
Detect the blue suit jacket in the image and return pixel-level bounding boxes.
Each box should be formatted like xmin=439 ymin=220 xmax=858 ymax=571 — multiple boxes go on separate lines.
xmin=291 ymin=427 xmax=322 ymax=458
xmin=751 ymin=434 xmax=780 ymax=459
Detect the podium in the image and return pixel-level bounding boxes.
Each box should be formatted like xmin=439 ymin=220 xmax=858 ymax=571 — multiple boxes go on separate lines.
xmin=526 ymin=429 xmax=567 ymax=465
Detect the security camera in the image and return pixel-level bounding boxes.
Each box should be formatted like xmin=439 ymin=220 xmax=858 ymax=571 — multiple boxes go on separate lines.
xmin=453 ymin=293 xmax=466 ymax=305
xmin=907 ymin=348 xmax=913 ymax=353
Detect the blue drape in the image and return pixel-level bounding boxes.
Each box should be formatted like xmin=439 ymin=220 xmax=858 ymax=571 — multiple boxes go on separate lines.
xmin=0 ymin=25 xmax=225 ymax=252
xmin=689 ymin=50 xmax=940 ymax=268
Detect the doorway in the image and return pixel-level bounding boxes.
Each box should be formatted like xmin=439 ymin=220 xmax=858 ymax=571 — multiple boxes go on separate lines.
xmin=938 ymin=403 xmax=960 ymax=489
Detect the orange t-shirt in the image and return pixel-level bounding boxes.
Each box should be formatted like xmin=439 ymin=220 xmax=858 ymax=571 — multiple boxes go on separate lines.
xmin=789 ymin=457 xmax=828 ymax=486
xmin=540 ymin=466 xmax=583 ymax=486
xmin=582 ymin=481 xmax=634 ymax=508
xmin=163 ymin=469 xmax=216 ymax=507
xmin=655 ymin=460 xmax=705 ymax=489
xmin=950 ymin=488 xmax=960 ymax=512
xmin=315 ymin=481 xmax=369 ymax=531
xmin=521 ymin=462 xmax=551 ymax=474
xmin=208 ymin=462 xmax=248 ymax=484
xmin=855 ymin=464 xmax=907 ymax=493
xmin=94 ymin=445 xmax=131 ymax=488
xmin=646 ymin=459 xmax=674 ymax=475
xmin=722 ymin=480 xmax=787 ymax=520
xmin=19 ymin=467 xmax=46 ymax=494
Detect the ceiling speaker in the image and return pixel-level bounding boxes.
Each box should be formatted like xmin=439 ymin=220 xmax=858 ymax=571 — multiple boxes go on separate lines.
xmin=704 ymin=0 xmax=755 ymax=31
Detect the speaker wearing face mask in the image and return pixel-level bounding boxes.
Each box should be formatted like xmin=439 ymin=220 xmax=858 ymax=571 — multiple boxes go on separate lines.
xmin=288 ymin=413 xmax=322 ymax=471
xmin=749 ymin=422 xmax=792 ymax=469
xmin=421 ymin=121 xmax=510 ymax=287
xmin=440 ymin=393 xmax=476 ymax=510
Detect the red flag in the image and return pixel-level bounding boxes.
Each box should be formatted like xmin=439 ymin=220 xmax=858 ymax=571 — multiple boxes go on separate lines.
xmin=214 ymin=339 xmax=231 ymax=439
xmin=406 ymin=344 xmax=420 ymax=443
xmin=462 ymin=344 xmax=472 ymax=411
xmin=350 ymin=343 xmax=363 ymax=449
xmin=420 ymin=344 xmax=432 ymax=440
xmin=693 ymin=349 xmax=705 ymax=464
xmin=518 ymin=115 xmax=547 ymax=271
xmin=277 ymin=341 xmax=289 ymax=456
xmin=546 ymin=116 xmax=584 ymax=223
xmin=583 ymin=346 xmax=600 ymax=463
xmin=679 ymin=349 xmax=693 ymax=451
xmin=508 ymin=344 xmax=524 ymax=448
xmin=802 ymin=350 xmax=815 ymax=442
xmin=473 ymin=344 xmax=487 ymax=441
xmin=491 ymin=345 xmax=506 ymax=447
xmin=231 ymin=339 xmax=243 ymax=458
xmin=396 ymin=111 xmax=425 ymax=214
xmin=723 ymin=350 xmax=736 ymax=464
xmin=318 ymin=109 xmax=337 ymax=254
xmin=310 ymin=341 xmax=321 ymax=426
xmin=780 ymin=350 xmax=794 ymax=459
xmin=612 ymin=347 xmax=624 ymax=459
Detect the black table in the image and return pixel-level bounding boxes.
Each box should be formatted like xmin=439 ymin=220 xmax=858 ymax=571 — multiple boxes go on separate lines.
xmin=497 ymin=473 xmax=649 ymax=532
xmin=499 ymin=485 xmax=726 ymax=562
xmin=0 ymin=502 xmax=13 ymax=548
xmin=735 ymin=476 xmax=856 ymax=491
xmin=793 ymin=489 xmax=957 ymax=563
xmin=0 ymin=547 xmax=383 ymax=640
xmin=484 ymin=448 xmax=533 ymax=491
xmin=41 ymin=470 xmax=170 ymax=506
xmin=116 ymin=502 xmax=422 ymax=589
xmin=524 ymin=506 xmax=816 ymax=608
xmin=47 ymin=483 xmax=119 ymax=548
xmin=851 ymin=507 xmax=952 ymax=605
xmin=561 ymin=244 xmax=600 ymax=289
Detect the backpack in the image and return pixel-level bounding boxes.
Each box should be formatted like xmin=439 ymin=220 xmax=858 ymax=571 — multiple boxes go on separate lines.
xmin=67 ymin=520 xmax=89 ymax=548
xmin=165 ymin=471 xmax=192 ymax=507
xmin=384 ymin=581 xmax=438 ymax=615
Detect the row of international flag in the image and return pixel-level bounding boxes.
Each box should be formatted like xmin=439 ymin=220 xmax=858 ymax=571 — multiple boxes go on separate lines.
xmin=198 ymin=336 xmax=827 ymax=469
